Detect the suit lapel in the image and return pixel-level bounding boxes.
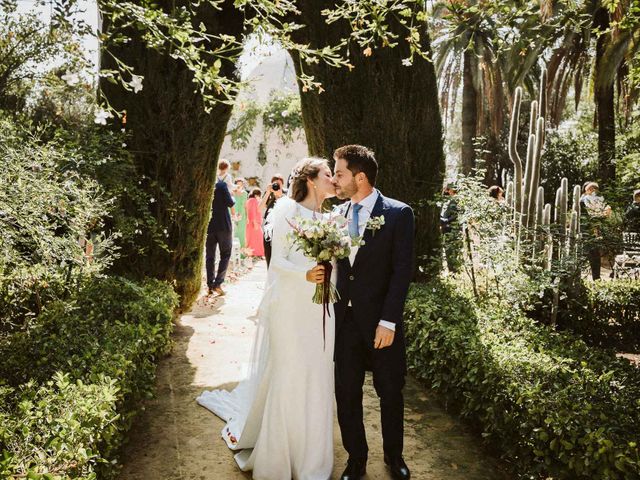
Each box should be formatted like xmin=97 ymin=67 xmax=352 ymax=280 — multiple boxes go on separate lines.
xmin=352 ymin=192 xmax=385 ymax=270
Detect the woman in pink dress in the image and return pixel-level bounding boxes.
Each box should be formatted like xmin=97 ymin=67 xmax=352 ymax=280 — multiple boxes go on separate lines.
xmin=245 ymin=188 xmax=265 ymax=257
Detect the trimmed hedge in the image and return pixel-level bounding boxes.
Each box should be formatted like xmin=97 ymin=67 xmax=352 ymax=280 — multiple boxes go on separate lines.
xmin=405 ymin=281 xmax=640 ymax=479
xmin=0 ymin=276 xmax=178 ymax=479
xmin=560 ymin=280 xmax=640 ymax=352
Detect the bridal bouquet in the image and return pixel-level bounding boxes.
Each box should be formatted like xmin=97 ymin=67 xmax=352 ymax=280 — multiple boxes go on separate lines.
xmin=287 ymin=213 xmax=353 ymax=303
xmin=287 ymin=212 xmax=355 ymax=348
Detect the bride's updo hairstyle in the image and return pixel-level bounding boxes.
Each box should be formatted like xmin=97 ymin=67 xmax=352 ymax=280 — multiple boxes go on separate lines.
xmin=290 ymin=157 xmax=329 ymax=202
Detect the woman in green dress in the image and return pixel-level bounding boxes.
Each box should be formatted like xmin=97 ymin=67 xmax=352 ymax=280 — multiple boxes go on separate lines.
xmin=232 ymin=178 xmax=248 ymax=250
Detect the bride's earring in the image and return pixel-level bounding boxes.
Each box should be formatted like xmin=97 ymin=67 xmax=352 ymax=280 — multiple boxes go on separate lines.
xmin=312 ymin=182 xmax=319 ymax=217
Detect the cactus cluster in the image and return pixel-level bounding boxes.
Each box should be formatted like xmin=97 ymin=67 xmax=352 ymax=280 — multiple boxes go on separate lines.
xmin=506 ymin=69 xmax=581 ymax=269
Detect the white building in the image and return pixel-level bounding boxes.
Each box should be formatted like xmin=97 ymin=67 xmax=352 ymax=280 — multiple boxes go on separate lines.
xmin=220 ymin=49 xmax=309 ymax=189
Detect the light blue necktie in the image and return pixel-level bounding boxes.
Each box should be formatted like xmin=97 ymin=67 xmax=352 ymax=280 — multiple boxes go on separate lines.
xmin=349 ymin=203 xmax=362 ymax=238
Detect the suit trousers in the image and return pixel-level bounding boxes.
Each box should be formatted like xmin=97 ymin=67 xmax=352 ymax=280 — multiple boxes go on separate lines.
xmin=335 ymin=307 xmax=405 ymax=462
xmin=587 ymin=246 xmax=601 ymax=280
xmin=206 ymin=229 xmax=232 ymax=288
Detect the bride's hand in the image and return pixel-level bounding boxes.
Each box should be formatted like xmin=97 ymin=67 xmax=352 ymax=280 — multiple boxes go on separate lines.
xmin=306 ymin=264 xmax=325 ymax=284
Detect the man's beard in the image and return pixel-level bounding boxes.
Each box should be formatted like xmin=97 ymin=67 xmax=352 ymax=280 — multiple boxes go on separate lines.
xmin=336 ymin=179 xmax=357 ymax=200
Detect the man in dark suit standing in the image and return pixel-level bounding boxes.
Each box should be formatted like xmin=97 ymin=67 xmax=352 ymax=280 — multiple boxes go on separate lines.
xmin=332 ymin=145 xmax=414 ymax=480
xmin=206 ymin=163 xmax=235 ymax=296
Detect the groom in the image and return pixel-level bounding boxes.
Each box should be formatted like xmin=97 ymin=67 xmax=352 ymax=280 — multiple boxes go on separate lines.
xmin=332 ymin=145 xmax=414 ymax=480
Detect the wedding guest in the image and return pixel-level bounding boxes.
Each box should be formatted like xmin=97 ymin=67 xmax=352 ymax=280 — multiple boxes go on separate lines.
xmin=259 ymin=174 xmax=286 ymax=267
xmin=624 ymin=189 xmax=640 ymax=233
xmin=246 ymin=188 xmax=265 ymax=258
xmin=488 ymin=185 xmax=504 ymax=202
xmin=206 ymin=166 xmax=235 ymax=296
xmin=580 ymin=182 xmax=611 ymax=280
xmin=232 ymin=178 xmax=248 ymax=249
xmin=217 ymin=159 xmax=234 ymax=189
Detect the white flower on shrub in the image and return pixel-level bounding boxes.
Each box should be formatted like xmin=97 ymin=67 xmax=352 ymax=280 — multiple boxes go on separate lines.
xmin=94 ymin=109 xmax=113 ymax=125
xmin=402 ymin=58 xmax=413 ymax=67
xmin=130 ymin=74 xmax=144 ymax=93
xmin=61 ymin=71 xmax=80 ymax=86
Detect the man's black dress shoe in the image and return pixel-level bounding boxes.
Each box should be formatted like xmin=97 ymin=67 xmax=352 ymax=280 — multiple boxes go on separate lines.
xmin=340 ymin=458 xmax=366 ymax=480
xmin=384 ymin=454 xmax=411 ymax=480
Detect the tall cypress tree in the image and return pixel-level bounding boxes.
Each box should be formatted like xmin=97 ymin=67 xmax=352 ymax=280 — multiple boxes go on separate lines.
xmin=100 ymin=1 xmax=244 ymax=309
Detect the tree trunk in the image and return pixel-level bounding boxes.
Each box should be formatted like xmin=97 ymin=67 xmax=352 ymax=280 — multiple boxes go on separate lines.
xmin=100 ymin=1 xmax=244 ymax=310
xmin=461 ymin=48 xmax=478 ymax=176
xmin=290 ymin=3 xmax=445 ymax=280
xmin=594 ymin=7 xmax=616 ymax=183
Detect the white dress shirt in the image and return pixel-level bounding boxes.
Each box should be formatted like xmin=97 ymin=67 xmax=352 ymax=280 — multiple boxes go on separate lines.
xmin=346 ymin=190 xmax=396 ymax=332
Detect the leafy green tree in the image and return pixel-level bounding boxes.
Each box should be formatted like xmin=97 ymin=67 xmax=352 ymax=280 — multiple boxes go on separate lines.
xmin=0 ymin=4 xmax=81 ymax=110
xmin=530 ymin=0 xmax=640 ymax=182
xmin=432 ymin=0 xmax=507 ymax=179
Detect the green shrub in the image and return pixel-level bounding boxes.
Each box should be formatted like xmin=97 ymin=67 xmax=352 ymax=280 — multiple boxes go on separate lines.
xmin=0 ymin=373 xmax=119 ymax=480
xmin=540 ymin=130 xmax=597 ymax=205
xmin=0 ymin=112 xmax=172 ymax=333
xmin=0 ymin=276 xmax=178 ymax=479
xmin=405 ymin=280 xmax=640 ymax=479
xmin=559 ymin=280 xmax=640 ymax=352
xmin=0 ymin=117 xmax=117 ymax=332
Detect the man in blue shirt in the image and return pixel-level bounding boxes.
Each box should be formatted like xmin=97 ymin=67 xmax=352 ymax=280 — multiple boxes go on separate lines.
xmin=206 ymin=164 xmax=235 ymax=296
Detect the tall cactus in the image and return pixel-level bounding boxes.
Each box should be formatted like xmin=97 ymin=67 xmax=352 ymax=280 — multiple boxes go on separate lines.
xmin=543 ymin=203 xmax=552 ymax=270
xmin=505 ymin=181 xmax=514 ymax=210
xmin=508 ymin=87 xmax=523 ymax=225
xmin=572 ymin=184 xmax=581 ymax=232
xmin=507 ymin=67 xmax=581 ymax=269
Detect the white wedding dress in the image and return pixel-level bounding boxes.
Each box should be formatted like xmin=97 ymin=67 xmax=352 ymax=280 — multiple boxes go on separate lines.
xmin=197 ymin=197 xmax=335 ymax=480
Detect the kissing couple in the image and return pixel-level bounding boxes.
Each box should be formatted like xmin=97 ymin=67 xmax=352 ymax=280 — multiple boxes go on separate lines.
xmin=198 ymin=145 xmax=414 ymax=480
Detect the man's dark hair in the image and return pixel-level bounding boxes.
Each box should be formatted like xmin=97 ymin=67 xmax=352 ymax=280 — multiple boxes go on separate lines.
xmin=271 ymin=174 xmax=284 ymax=183
xmin=333 ymin=145 xmax=378 ymax=186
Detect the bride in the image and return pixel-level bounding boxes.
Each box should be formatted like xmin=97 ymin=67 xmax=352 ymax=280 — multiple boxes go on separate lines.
xmin=197 ymin=157 xmax=337 ymax=480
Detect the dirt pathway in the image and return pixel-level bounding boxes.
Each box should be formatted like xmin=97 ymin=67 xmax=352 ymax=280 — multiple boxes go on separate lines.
xmin=117 ymin=261 xmax=509 ymax=480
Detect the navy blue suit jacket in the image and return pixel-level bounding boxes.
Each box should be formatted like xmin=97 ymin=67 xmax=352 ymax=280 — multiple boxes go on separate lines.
xmin=334 ymin=191 xmax=415 ymax=361
xmin=208 ymin=180 xmax=235 ymax=233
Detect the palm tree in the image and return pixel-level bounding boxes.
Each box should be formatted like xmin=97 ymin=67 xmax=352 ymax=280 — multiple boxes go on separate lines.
xmin=432 ymin=0 xmax=513 ymax=183
xmin=531 ymin=0 xmax=640 ymax=182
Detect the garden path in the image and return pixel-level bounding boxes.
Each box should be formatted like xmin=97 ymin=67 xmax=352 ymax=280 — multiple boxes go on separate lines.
xmin=117 ymin=261 xmax=508 ymax=480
